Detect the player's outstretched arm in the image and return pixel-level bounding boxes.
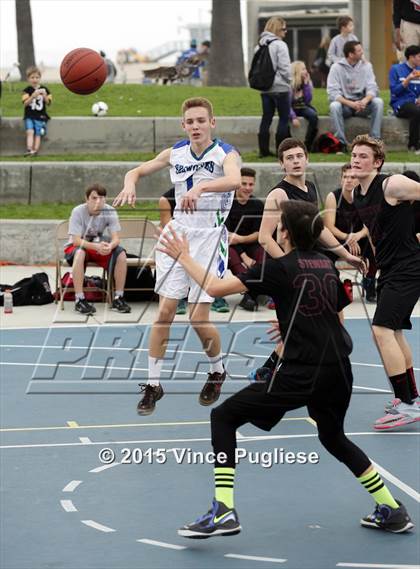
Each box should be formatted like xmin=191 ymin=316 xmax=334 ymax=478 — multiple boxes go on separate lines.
xmin=157 ymin=226 xmax=247 ymax=297
xmin=258 ymin=188 xmax=287 ymax=258
xmin=383 ymin=174 xmax=420 ymax=203
xmin=113 ymin=148 xmax=171 ymax=208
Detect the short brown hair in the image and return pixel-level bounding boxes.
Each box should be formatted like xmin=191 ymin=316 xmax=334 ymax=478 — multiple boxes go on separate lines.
xmin=241 ymin=167 xmax=256 ymax=178
xmin=85 ymin=183 xmax=107 ymax=199
xmin=181 ymin=97 xmax=213 ymax=118
xmin=278 ymin=138 xmax=308 ymax=162
xmin=26 ymin=65 xmax=41 ymax=78
xmin=351 ymin=134 xmax=386 ymax=170
xmin=280 ymin=200 xmax=323 ymax=250
xmin=341 ymin=163 xmax=352 ymax=175
xmin=337 ymin=15 xmax=353 ymax=31
xmin=343 ymin=40 xmax=361 ymax=58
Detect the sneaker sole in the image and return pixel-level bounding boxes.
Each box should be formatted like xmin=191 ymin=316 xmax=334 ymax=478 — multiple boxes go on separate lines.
xmin=199 ymin=392 xmax=221 ymax=406
xmin=374 ymin=415 xmax=420 ymax=430
xmin=360 ymin=519 xmax=414 ymax=533
xmin=136 ymin=389 xmax=164 ymax=415
xmin=110 ymin=307 xmax=131 ymax=313
xmin=178 ymin=526 xmax=241 ymax=538
xmin=75 ymin=309 xmax=96 ymax=315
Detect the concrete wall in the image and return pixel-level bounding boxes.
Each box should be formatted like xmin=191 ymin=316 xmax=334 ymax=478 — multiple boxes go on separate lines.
xmin=1 ymin=115 xmax=412 ymax=155
xmin=1 ymin=161 xmax=418 ymax=207
xmin=1 ymin=160 xmax=419 ymax=264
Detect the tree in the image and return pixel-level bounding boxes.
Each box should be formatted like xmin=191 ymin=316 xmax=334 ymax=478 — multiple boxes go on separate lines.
xmin=208 ymin=0 xmax=246 ymax=87
xmin=15 ymin=0 xmax=36 ymax=79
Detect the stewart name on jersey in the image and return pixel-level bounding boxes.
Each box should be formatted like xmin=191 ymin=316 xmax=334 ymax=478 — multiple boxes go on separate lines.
xmin=170 ymin=138 xmax=237 ymax=229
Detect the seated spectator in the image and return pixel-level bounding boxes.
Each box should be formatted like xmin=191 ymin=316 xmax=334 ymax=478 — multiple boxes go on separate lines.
xmin=225 ymin=167 xmax=265 ymax=311
xmin=327 ymin=41 xmax=383 ymax=152
xmin=326 ymin=15 xmax=358 ymax=66
xmin=65 ymin=183 xmax=131 ymax=314
xmin=289 ymin=61 xmax=319 ymax=151
xmin=389 ymin=45 xmax=420 ymax=154
xmin=324 ymin=164 xmax=377 ymax=302
xmin=159 ymin=187 xmax=229 ymax=314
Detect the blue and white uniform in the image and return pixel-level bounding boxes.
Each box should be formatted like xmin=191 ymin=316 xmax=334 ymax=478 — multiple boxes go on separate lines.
xmin=156 ymin=138 xmax=237 ymax=302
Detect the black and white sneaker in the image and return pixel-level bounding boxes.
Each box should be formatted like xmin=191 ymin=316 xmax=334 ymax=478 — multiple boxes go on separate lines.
xmin=137 ymin=383 xmax=164 ymax=415
xmin=111 ymin=296 xmax=131 ymax=313
xmin=75 ymin=298 xmax=96 ymax=315
xmin=178 ymin=499 xmax=241 ymax=539
xmin=361 ymin=501 xmax=414 ymax=533
xmin=239 ymin=293 xmax=258 ymax=312
xmin=199 ymin=367 xmax=226 ymax=406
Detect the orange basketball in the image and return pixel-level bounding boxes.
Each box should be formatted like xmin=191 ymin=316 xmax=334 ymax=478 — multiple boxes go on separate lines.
xmin=60 ymin=48 xmax=107 ymax=95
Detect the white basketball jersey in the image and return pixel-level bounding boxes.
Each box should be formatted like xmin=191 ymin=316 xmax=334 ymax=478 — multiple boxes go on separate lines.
xmin=169 ymin=138 xmax=236 ymax=229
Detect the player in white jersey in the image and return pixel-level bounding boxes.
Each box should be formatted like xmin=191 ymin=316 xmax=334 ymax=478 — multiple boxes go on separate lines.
xmin=113 ymin=98 xmax=241 ymax=415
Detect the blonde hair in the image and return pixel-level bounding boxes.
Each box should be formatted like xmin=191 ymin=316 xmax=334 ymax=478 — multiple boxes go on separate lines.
xmin=290 ymin=60 xmax=308 ymax=91
xmin=181 ymin=97 xmax=213 ymax=118
xmin=264 ymin=16 xmax=286 ymax=38
xmin=319 ymin=36 xmax=331 ymax=50
xmin=351 ymin=134 xmax=386 ymax=170
xmin=26 ymin=65 xmax=41 ymax=78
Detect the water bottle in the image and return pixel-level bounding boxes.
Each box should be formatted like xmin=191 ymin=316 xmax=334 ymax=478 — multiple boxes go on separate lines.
xmin=3 ymin=289 xmax=13 ymax=314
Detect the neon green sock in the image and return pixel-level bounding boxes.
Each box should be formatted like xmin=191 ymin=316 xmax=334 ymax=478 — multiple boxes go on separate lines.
xmin=358 ymin=468 xmax=399 ymax=509
xmin=214 ymin=467 xmax=235 ymax=509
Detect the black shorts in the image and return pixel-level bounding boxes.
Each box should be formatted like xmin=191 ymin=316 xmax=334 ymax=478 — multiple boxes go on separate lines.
xmin=373 ymin=257 xmax=420 ymax=330
xmin=218 ymin=358 xmax=353 ymax=432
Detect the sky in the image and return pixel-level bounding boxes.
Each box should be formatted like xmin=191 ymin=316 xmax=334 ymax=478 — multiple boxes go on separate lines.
xmin=0 ymin=0 xmax=214 ymax=69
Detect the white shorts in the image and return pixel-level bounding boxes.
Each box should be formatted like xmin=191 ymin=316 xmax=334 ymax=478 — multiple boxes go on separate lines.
xmin=155 ymin=220 xmax=228 ymax=303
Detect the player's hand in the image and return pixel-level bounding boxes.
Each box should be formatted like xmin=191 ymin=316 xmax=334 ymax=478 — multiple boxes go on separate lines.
xmin=267 ymin=320 xmax=282 ymax=342
xmin=98 ymin=242 xmax=111 ymax=255
xmin=113 ymin=184 xmax=136 ymax=208
xmin=347 ymin=253 xmax=366 ymax=274
xmin=180 ymin=186 xmax=202 ymax=213
xmin=229 ymin=232 xmax=242 ymax=245
xmin=157 ymin=225 xmax=190 ymax=260
xmin=240 ymin=254 xmax=255 ymax=269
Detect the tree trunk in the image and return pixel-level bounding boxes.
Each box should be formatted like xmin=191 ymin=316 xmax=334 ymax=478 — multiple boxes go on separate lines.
xmin=208 ymin=0 xmax=246 ymax=87
xmin=15 ymin=0 xmax=36 ymax=80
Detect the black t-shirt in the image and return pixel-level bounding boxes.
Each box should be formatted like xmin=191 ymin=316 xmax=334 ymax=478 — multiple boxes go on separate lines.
xmin=239 ymin=249 xmax=352 ymax=365
xmin=225 ymin=195 xmax=264 ymax=254
xmin=22 ymin=85 xmax=51 ymax=121
xmin=332 ymin=188 xmax=363 ymax=235
xmin=272 ymin=179 xmax=319 ymax=205
xmin=162 ymin=187 xmax=176 ymax=217
xmin=353 ymin=174 xmax=420 ymax=269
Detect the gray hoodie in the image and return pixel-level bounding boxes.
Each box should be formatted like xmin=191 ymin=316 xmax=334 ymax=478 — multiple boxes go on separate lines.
xmin=327 ymin=58 xmax=379 ymax=102
xmin=258 ymin=31 xmax=291 ymax=93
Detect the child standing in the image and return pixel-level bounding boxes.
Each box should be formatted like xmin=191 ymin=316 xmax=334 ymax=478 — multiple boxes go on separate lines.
xmin=289 ymin=61 xmax=319 ymax=151
xmin=327 ymin=16 xmax=358 ymax=66
xmin=22 ymin=66 xmax=52 ymax=157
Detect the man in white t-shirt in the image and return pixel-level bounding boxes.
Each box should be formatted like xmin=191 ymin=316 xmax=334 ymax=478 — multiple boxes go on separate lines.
xmin=114 ymin=97 xmax=241 ymax=415
xmin=66 ymin=184 xmax=131 ymax=315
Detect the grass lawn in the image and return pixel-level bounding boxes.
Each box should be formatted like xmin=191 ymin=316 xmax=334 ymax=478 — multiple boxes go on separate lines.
xmin=1 ymin=202 xmax=161 ymax=220
xmin=1 ymin=151 xmax=416 ymax=163
xmin=3 ymin=82 xmax=391 ymax=117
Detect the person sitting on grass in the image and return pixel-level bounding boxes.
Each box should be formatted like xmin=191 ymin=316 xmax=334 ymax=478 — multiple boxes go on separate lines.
xmin=64 ymin=183 xmax=131 ymax=315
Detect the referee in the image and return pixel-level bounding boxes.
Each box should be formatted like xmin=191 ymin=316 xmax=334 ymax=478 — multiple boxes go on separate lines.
xmin=158 ymin=200 xmax=413 ymax=538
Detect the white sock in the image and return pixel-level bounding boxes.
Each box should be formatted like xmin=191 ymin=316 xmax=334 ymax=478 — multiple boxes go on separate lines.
xmin=148 ymin=356 xmax=163 ymax=386
xmin=114 ymin=290 xmax=123 ymax=298
xmin=75 ymin=293 xmax=85 ymax=301
xmin=208 ymin=353 xmax=224 ymax=374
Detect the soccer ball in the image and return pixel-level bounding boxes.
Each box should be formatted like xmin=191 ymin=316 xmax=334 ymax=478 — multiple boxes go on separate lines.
xmin=91 ymin=101 xmax=108 ymax=116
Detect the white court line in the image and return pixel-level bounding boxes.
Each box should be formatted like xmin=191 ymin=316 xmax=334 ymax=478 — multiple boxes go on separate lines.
xmin=2 ymin=432 xmax=419 ymax=451
xmin=81 ymin=520 xmax=116 ymax=532
xmin=371 ymin=460 xmax=420 ymax=503
xmin=137 ymin=538 xmax=186 ymax=550
xmin=62 ymin=480 xmax=82 ymax=492
xmin=352 ymin=385 xmax=392 ymax=393
xmin=225 ymin=553 xmax=287 ymax=563
xmin=89 ymin=462 xmax=121 ymax=473
xmin=336 ymin=563 xmax=420 ymax=569
xmin=79 ymin=437 xmax=92 ymax=444
xmin=60 ymin=499 xmax=77 ymax=512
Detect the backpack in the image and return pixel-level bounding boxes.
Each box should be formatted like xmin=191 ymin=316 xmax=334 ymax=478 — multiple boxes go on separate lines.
xmin=314 ymin=132 xmax=342 ymax=154
xmin=0 ymin=272 xmax=54 ymax=306
xmin=123 ymin=262 xmax=156 ymax=302
xmin=59 ymin=272 xmax=104 ymax=302
xmin=248 ymin=39 xmax=278 ymax=91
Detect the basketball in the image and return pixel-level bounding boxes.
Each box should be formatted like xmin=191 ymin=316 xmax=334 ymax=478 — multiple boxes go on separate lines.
xmin=60 ymin=48 xmax=107 ymax=95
